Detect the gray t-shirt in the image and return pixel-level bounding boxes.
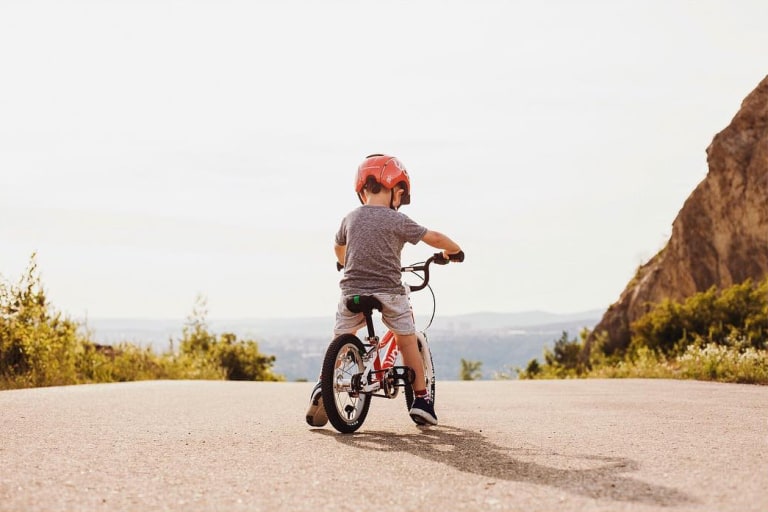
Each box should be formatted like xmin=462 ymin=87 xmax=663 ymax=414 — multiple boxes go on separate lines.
xmin=335 ymin=205 xmax=428 ymax=296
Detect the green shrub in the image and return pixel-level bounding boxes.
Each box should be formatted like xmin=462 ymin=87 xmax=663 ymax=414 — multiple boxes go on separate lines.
xmin=545 ymin=331 xmax=584 ymax=375
xmin=0 ymin=254 xmax=86 ymax=388
xmin=213 ymin=333 xmax=280 ymax=381
xmin=515 ymin=358 xmax=541 ymax=379
xmin=515 ymin=283 xmax=768 ymax=384
xmin=586 ymin=345 xmax=678 ymax=380
xmin=459 ymin=358 xmax=483 ymax=380
xmin=631 ymin=278 xmax=768 ymax=356
xmin=675 ymin=342 xmax=768 ymax=384
xmin=1 ymin=254 xmax=282 ymax=389
xmin=178 ymin=297 xmax=283 ymax=382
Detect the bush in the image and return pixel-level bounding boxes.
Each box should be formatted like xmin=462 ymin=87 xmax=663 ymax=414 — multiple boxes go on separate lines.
xmin=516 ymin=331 xmax=587 ymax=380
xmin=544 ymin=330 xmax=584 ymax=375
xmin=0 ymin=254 xmax=86 ymax=388
xmin=515 ymin=358 xmax=541 ymax=379
xmin=515 ymin=286 xmax=768 ymax=384
xmin=630 ymin=278 xmax=768 ymax=356
xmin=178 ymin=298 xmax=283 ymax=382
xmin=586 ymin=346 xmax=678 ymax=380
xmin=676 ymin=342 xmax=768 ymax=384
xmin=1 ymin=254 xmax=282 ymax=389
xmin=459 ymin=358 xmax=483 ymax=380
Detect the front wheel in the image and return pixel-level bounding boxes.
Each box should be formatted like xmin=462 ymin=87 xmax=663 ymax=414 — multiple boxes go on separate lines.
xmin=321 ymin=334 xmax=371 ymax=434
xmin=405 ymin=331 xmax=436 ymax=410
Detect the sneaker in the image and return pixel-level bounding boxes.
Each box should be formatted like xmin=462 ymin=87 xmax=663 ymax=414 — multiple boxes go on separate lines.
xmin=305 ymin=381 xmax=328 ymax=427
xmin=409 ymin=396 xmax=438 ymax=426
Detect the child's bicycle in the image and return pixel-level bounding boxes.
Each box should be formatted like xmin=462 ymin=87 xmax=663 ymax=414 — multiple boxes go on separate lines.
xmin=320 ymin=251 xmax=463 ymax=433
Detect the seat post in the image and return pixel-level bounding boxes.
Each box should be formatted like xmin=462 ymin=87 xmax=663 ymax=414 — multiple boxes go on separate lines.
xmin=364 ymin=311 xmax=376 ymax=339
xmin=347 ymin=295 xmax=381 ymax=341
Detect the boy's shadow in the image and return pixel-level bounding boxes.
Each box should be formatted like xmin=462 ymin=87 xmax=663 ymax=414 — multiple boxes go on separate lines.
xmin=314 ymin=425 xmax=694 ymax=507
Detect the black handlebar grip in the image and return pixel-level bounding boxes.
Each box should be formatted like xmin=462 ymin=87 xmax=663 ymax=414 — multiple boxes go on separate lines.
xmin=433 ymin=252 xmax=449 ymax=265
xmin=433 ymin=251 xmax=465 ymax=264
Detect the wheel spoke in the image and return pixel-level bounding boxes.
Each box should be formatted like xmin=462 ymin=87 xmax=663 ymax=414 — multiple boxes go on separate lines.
xmin=322 ymin=335 xmax=372 ymax=433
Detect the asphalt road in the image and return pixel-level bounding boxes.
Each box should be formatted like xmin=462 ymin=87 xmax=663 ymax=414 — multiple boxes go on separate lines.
xmin=1 ymin=379 xmax=766 ymax=512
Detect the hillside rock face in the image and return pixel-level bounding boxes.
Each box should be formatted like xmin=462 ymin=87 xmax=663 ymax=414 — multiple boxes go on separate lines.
xmin=588 ymin=75 xmax=768 ymax=355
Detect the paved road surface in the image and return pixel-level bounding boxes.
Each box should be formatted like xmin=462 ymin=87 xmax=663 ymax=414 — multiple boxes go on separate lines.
xmin=1 ymin=379 xmax=766 ymax=512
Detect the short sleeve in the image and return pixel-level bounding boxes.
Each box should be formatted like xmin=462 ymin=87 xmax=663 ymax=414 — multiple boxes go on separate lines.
xmin=401 ymin=214 xmax=428 ymax=245
xmin=335 ymin=218 xmax=347 ymax=246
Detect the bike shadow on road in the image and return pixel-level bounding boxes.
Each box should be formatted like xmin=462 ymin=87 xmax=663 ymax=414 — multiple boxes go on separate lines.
xmin=313 ymin=425 xmax=695 ymax=507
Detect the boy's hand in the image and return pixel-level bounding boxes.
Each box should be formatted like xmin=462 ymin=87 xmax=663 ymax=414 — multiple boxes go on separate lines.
xmin=434 ymin=250 xmax=465 ymax=264
xmin=433 ymin=252 xmax=449 ymax=265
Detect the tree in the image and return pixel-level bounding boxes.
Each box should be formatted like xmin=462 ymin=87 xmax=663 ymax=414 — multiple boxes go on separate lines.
xmin=178 ymin=296 xmax=283 ymax=382
xmin=517 ymin=358 xmax=541 ymax=379
xmin=544 ymin=331 xmax=582 ymax=370
xmin=459 ymin=358 xmax=483 ymax=380
xmin=0 ymin=253 xmax=85 ymax=388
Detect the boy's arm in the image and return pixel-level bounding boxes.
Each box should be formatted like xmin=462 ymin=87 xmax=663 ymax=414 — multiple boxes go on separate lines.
xmin=334 ymin=243 xmax=346 ymax=266
xmin=421 ymin=230 xmax=461 ymax=258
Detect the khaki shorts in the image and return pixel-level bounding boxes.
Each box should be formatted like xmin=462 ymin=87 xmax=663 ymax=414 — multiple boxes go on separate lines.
xmin=334 ymin=293 xmax=415 ymax=337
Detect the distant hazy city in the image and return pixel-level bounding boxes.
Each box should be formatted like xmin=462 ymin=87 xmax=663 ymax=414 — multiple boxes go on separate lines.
xmin=85 ymin=310 xmax=602 ymax=381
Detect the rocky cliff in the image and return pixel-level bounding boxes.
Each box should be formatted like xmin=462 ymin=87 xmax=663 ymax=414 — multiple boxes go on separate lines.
xmin=588 ymin=75 xmax=768 ymax=355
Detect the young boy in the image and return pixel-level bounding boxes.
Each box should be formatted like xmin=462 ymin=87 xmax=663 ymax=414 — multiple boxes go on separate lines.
xmin=306 ymin=153 xmax=463 ymax=427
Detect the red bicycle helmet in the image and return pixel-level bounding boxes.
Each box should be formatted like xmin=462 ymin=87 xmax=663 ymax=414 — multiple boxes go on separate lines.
xmin=355 ymin=153 xmax=411 ymax=206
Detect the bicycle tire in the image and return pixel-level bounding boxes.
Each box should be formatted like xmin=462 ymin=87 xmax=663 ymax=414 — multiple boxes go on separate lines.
xmin=321 ymin=334 xmax=371 ymax=434
xmin=405 ymin=331 xmax=436 ymax=410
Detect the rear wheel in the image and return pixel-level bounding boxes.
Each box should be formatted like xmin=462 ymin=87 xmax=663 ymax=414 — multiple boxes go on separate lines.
xmin=405 ymin=331 xmax=436 ymax=410
xmin=321 ymin=334 xmax=371 ymax=434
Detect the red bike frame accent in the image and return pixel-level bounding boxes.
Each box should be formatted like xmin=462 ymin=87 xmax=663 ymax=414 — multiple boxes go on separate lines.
xmin=372 ymin=330 xmax=399 ymax=379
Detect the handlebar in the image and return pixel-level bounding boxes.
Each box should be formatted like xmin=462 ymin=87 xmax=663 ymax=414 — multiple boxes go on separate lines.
xmin=402 ymin=250 xmax=465 ymax=292
xmin=336 ymin=250 xmax=464 ymax=292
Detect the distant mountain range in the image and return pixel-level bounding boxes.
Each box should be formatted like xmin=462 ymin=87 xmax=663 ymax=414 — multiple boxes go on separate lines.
xmin=85 ymin=309 xmax=603 ymax=381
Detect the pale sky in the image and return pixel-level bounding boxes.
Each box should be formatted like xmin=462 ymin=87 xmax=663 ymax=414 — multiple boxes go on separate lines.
xmin=1 ymin=0 xmax=767 ymax=321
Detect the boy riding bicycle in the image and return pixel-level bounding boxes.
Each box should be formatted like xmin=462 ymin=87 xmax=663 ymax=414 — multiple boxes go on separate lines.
xmin=306 ymin=153 xmax=463 ymax=427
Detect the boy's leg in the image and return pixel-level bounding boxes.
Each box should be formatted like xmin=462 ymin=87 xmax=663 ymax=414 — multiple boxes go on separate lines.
xmin=381 ymin=293 xmax=437 ymax=425
xmin=394 ymin=333 xmax=426 ymax=393
xmin=380 ymin=294 xmax=426 ymax=390
xmin=396 ymin=333 xmax=437 ymax=425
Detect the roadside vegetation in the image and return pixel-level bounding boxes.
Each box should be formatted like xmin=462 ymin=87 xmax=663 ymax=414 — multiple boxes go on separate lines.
xmin=7 ymin=254 xmax=767 ymax=388
xmin=459 ymin=358 xmax=483 ymax=380
xmin=0 ymin=254 xmax=283 ymax=390
xmin=518 ymin=277 xmax=768 ymax=385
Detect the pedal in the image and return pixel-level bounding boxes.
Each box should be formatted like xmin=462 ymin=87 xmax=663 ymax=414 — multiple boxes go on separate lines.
xmin=365 ymin=369 xmax=387 ymax=385
xmin=390 ymin=366 xmax=415 ymax=385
